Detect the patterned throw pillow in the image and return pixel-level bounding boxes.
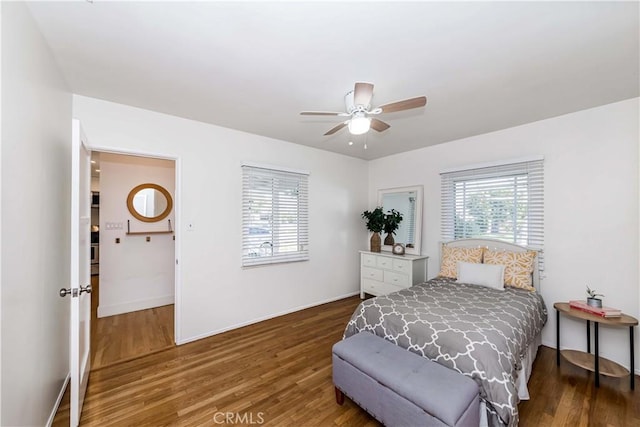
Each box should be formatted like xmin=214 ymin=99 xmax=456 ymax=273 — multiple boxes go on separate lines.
xmin=483 ymin=249 xmax=537 ymax=291
xmin=438 ymin=245 xmax=484 ymax=279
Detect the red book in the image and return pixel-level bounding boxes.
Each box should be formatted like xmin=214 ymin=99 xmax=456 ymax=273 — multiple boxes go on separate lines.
xmin=569 ymin=300 xmax=622 ymax=318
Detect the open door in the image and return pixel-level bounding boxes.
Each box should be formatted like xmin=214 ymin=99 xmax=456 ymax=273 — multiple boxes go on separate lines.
xmin=60 ymin=119 xmax=92 ymax=426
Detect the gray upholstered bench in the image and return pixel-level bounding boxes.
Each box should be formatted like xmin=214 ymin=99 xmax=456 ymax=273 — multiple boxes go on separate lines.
xmin=332 ymin=332 xmax=480 ymax=427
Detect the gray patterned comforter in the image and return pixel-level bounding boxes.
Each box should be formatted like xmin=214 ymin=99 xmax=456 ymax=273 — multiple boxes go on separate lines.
xmin=344 ymin=277 xmax=547 ymax=427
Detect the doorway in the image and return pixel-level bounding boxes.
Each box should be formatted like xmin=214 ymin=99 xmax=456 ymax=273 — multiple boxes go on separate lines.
xmin=89 ymin=151 xmax=178 ymax=369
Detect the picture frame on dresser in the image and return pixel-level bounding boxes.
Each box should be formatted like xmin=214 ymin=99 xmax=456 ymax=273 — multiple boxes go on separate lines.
xmin=377 ymin=185 xmax=423 ymax=256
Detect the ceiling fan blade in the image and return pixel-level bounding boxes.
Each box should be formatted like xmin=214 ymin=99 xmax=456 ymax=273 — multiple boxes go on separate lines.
xmin=324 ymin=122 xmax=348 ymax=136
xmin=370 ymin=118 xmax=391 ymax=132
xmin=353 ymin=82 xmax=374 ymax=106
xmin=378 ymin=96 xmax=427 ymax=113
xmin=300 ymin=111 xmax=347 ymax=116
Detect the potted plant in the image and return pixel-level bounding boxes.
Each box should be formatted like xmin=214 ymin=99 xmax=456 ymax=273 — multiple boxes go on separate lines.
xmin=586 ymin=286 xmax=604 ymax=308
xmin=383 ymin=209 xmax=403 ymax=245
xmin=362 ymin=207 xmax=385 ymax=252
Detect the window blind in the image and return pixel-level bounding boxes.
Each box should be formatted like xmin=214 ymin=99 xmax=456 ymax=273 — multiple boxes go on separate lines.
xmin=242 ymin=165 xmax=309 ymax=267
xmin=441 ymin=159 xmax=544 ymax=269
xmin=406 ymin=196 xmax=416 ymax=245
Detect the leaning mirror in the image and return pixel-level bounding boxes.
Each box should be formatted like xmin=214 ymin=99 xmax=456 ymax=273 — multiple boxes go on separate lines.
xmin=378 ymin=185 xmax=423 ymax=255
xmin=127 ymin=183 xmax=173 ymax=223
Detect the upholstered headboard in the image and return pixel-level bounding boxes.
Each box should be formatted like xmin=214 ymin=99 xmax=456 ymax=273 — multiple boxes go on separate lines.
xmin=441 ymin=238 xmax=541 ymax=291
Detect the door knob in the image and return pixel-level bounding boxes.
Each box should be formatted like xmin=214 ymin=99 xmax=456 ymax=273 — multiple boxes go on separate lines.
xmin=59 ymin=285 xmax=91 ymax=297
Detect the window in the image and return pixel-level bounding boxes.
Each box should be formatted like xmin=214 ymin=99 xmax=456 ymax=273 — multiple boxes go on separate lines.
xmin=441 ymin=157 xmax=544 ymax=267
xmin=242 ymin=164 xmax=309 ymax=267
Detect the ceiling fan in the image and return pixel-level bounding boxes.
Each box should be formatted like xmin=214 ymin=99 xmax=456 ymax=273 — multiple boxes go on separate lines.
xmin=300 ymin=82 xmax=427 ymax=136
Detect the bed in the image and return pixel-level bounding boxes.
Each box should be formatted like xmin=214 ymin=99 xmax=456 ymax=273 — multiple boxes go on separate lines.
xmin=343 ymin=239 xmax=548 ymax=427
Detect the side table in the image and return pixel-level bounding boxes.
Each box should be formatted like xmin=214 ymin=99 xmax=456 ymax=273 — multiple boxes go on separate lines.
xmin=554 ymin=302 xmax=638 ymax=389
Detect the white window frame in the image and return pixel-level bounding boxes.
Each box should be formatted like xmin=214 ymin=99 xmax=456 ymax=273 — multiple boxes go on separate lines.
xmin=440 ymin=157 xmax=544 ymax=269
xmin=241 ymin=163 xmax=309 ymax=267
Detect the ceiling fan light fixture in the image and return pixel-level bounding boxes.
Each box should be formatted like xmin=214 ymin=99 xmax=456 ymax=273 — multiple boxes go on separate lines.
xmin=348 ymin=116 xmax=371 ymax=135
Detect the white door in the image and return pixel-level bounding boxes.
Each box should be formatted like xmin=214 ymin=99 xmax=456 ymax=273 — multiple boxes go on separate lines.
xmin=64 ymin=119 xmax=92 ymax=426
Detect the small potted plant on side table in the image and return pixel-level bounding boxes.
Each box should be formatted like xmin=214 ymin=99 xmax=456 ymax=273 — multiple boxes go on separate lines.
xmin=586 ymin=286 xmax=604 ymax=308
xmin=362 ymin=207 xmax=385 ymax=252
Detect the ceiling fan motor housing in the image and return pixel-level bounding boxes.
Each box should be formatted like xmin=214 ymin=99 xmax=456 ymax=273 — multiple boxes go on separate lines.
xmin=344 ymin=90 xmax=370 ymax=114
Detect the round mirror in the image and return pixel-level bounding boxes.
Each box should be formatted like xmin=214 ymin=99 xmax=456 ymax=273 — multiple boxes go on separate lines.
xmin=126 ymin=183 xmax=173 ymax=223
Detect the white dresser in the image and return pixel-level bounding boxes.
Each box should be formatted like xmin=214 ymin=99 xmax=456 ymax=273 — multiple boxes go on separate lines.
xmin=360 ymin=251 xmax=429 ymax=298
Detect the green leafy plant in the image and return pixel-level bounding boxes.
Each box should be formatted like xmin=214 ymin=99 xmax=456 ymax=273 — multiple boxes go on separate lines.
xmin=383 ymin=209 xmax=404 ymax=235
xmin=361 ymin=207 xmax=385 ymax=233
xmin=586 ymin=286 xmax=604 ymax=300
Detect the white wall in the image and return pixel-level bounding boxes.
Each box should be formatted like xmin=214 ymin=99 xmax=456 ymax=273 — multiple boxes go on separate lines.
xmin=1 ymin=5 xmax=4 ymax=421
xmin=369 ymin=98 xmax=640 ymax=373
xmin=1 ymin=2 xmax=72 ymax=425
xmin=73 ymin=95 xmax=369 ymax=343
xmin=98 ymin=153 xmax=175 ymax=317
xmin=91 ymin=176 xmax=100 ymax=192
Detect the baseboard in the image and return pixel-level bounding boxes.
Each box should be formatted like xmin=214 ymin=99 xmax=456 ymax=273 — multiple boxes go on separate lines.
xmin=47 ymin=372 xmax=70 ymax=427
xmin=177 ymin=291 xmax=360 ymax=345
xmin=98 ymin=295 xmax=174 ymax=318
xmin=542 ymin=339 xmax=640 ymax=376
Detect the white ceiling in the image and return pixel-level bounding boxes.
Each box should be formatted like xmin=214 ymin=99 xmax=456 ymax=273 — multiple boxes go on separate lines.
xmin=28 ymin=1 xmax=639 ymax=160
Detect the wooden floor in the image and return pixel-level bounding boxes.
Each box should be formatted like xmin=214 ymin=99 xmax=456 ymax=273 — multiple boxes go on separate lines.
xmin=90 ymin=276 xmax=175 ymax=369
xmin=53 ymin=295 xmax=639 ymax=426
xmin=92 ymin=304 xmax=174 ymax=369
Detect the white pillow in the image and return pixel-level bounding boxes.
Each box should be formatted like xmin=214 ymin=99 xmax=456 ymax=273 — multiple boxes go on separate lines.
xmin=456 ymin=261 xmax=505 ymax=290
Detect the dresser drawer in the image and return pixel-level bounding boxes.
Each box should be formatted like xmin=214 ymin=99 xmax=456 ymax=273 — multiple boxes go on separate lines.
xmin=384 ymin=270 xmax=409 ymax=288
xmin=362 ymin=278 xmax=403 ymax=296
xmin=362 ymin=266 xmax=383 ymax=281
xmin=392 ymin=258 xmax=411 ymax=273
xmin=360 ymin=251 xmax=429 ymax=299
xmin=362 ymin=254 xmax=377 ymax=268
xmin=376 ymin=256 xmax=392 ymax=270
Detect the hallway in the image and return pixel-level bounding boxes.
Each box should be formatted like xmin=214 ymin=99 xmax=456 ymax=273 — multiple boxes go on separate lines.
xmin=90 ymin=276 xmax=175 ymax=369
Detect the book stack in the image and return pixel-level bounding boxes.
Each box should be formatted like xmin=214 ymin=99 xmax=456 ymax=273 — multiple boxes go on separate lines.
xmin=569 ymin=300 xmax=622 ymax=318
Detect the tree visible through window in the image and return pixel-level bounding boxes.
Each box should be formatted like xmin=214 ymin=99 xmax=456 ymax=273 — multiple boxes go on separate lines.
xmin=453 ymin=174 xmax=529 ymax=245
xmin=441 ymin=159 xmax=544 ymax=265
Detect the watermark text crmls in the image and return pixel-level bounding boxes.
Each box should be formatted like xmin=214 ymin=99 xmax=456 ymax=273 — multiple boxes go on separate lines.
xmin=213 ymin=411 xmax=265 ymax=425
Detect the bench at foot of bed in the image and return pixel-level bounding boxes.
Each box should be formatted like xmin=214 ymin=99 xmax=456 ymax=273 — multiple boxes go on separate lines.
xmin=332 ymin=332 xmax=480 ymax=427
